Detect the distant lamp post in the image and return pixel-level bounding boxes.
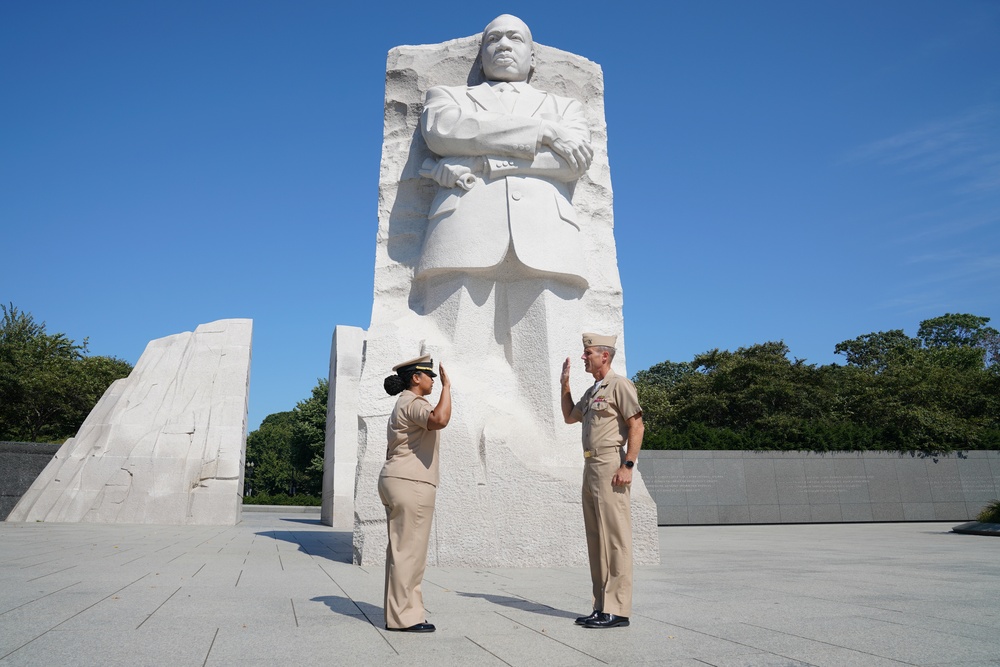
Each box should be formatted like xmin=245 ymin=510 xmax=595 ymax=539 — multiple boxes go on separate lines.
xmin=245 ymin=460 xmax=255 ymax=497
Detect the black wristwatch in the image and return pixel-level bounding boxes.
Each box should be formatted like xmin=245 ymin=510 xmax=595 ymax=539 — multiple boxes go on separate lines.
xmin=624 ymin=460 xmax=635 ymax=469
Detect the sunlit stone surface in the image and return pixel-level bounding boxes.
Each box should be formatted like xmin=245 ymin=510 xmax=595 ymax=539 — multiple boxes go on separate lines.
xmin=7 ymin=319 xmax=252 ymax=525
xmin=328 ymin=20 xmax=659 ymax=568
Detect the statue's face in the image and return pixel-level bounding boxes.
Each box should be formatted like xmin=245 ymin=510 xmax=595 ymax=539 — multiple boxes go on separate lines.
xmin=480 ymin=15 xmax=535 ymax=82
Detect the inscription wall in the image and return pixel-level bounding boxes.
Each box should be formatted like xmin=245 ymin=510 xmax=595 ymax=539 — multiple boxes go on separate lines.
xmin=640 ymin=450 xmax=999 ymax=525
xmin=1 ymin=442 xmax=61 ymax=520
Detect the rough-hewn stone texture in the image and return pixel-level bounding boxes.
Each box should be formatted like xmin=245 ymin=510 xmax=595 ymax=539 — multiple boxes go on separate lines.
xmin=7 ymin=319 xmax=252 ymax=525
xmin=322 ymin=325 xmax=365 ymax=529
xmin=329 ymin=33 xmax=659 ymax=568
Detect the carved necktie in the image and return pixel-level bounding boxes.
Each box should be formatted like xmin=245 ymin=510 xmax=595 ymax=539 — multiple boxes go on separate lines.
xmin=496 ymin=82 xmax=517 ymax=112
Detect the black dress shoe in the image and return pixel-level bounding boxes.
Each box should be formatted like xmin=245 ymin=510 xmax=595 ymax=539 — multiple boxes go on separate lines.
xmin=575 ymin=609 xmax=602 ymax=625
xmin=584 ymin=613 xmax=629 ymax=629
xmin=385 ymin=622 xmax=436 ymax=632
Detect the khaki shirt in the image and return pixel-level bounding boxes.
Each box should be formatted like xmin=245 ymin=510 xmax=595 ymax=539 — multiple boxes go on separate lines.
xmin=571 ymin=370 xmax=642 ymax=452
xmin=381 ymin=390 xmax=440 ymax=487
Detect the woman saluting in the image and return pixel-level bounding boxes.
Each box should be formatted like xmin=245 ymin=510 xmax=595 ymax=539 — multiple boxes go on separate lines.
xmin=379 ymin=355 xmax=451 ymax=633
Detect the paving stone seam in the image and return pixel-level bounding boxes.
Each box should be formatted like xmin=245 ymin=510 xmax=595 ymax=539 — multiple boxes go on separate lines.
xmin=738 ymin=620 xmax=922 ymax=666
xmin=0 ymin=571 xmax=151 ymax=661
xmin=493 ymin=610 xmax=610 ymax=664
xmin=0 ymin=580 xmax=80 ymax=616
xmin=201 ymin=627 xmax=220 ymax=667
xmin=653 ymin=619 xmax=851 ymax=666
xmin=136 ymin=585 xmax=183 ymax=629
xmin=25 ymin=564 xmax=77 ymax=582
xmin=858 ymin=611 xmax=1000 ymax=641
xmin=311 ymin=560 xmax=397 ymax=653
xmin=464 ymin=635 xmax=519 ymax=666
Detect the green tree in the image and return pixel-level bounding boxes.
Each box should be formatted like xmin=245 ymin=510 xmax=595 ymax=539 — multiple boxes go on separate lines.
xmin=917 ymin=313 xmax=999 ymax=368
xmin=633 ymin=360 xmax=694 ymax=390
xmin=0 ymin=304 xmax=132 ymax=442
xmin=833 ymin=313 xmax=1000 ymax=453
xmin=634 ymin=313 xmax=999 ymax=455
xmin=245 ymin=411 xmax=297 ymax=496
xmin=244 ymin=378 xmax=328 ymax=499
xmin=673 ymin=342 xmax=838 ymax=446
xmin=833 ymin=329 xmax=920 ymax=372
xmin=634 ymin=342 xmax=847 ymax=451
xmin=839 ymin=342 xmax=996 ymax=452
xmin=288 ymin=379 xmax=328 ymax=497
xmin=634 ymin=381 xmax=672 ymax=440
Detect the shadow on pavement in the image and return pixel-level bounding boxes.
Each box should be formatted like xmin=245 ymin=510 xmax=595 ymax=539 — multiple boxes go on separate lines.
xmin=311 ymin=595 xmax=384 ymax=625
xmin=257 ymin=530 xmax=353 ymax=564
xmin=279 ymin=517 xmax=324 ymax=525
xmin=457 ymin=592 xmax=577 ymax=619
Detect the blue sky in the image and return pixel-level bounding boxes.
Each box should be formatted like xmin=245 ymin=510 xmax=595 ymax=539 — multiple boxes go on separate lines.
xmin=3 ymin=1 xmax=998 ymax=431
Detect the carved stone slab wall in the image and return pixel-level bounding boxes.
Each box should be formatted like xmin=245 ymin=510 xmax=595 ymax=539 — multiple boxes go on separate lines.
xmin=6 ymin=320 xmax=252 ymax=525
xmin=322 ymin=325 xmax=365 ymax=529
xmin=641 ymin=450 xmax=1000 ymax=524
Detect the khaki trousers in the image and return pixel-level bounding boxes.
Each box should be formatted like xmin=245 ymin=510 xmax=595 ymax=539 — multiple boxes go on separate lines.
xmin=582 ymin=446 xmax=633 ymax=616
xmin=378 ymin=474 xmax=437 ymax=629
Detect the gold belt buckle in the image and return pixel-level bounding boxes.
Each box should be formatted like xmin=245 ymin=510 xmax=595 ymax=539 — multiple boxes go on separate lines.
xmin=583 ymin=451 xmax=593 ymax=459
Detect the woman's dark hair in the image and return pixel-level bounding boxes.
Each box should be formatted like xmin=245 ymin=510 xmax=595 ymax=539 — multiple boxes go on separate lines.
xmin=384 ymin=369 xmax=419 ymax=396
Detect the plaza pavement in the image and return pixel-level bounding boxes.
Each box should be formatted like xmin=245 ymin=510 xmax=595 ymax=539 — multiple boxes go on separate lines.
xmin=1 ymin=510 xmax=998 ymax=667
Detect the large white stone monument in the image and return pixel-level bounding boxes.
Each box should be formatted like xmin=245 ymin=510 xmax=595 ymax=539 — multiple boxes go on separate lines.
xmin=7 ymin=319 xmax=252 ymax=525
xmin=327 ymin=17 xmax=659 ymax=568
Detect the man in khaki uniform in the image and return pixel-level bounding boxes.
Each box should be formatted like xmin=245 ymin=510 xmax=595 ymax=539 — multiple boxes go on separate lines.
xmin=561 ymin=333 xmax=643 ymax=629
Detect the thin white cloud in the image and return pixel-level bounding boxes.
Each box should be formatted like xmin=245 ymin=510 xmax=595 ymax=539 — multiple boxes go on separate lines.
xmin=908 ymin=251 xmax=999 ymax=282
xmin=898 ymin=209 xmax=999 ymax=242
xmin=872 ymin=292 xmax=952 ymax=316
xmin=878 ymin=252 xmax=1000 ymax=317
xmin=904 ymin=249 xmax=967 ymax=265
xmin=844 ymin=105 xmax=1000 ymax=196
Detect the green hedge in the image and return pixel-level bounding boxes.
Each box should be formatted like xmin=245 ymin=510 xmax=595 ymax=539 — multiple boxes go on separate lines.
xmin=977 ymin=500 xmax=1000 ymax=524
xmin=242 ymin=492 xmax=321 ymax=506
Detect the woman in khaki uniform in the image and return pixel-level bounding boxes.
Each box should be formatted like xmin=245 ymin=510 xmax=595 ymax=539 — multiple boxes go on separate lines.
xmin=379 ymin=355 xmax=451 ymax=633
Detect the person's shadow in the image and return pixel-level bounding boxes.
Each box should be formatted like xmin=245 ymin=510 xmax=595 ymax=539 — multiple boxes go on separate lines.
xmin=311 ymin=595 xmax=384 ymax=626
xmin=457 ymin=592 xmax=577 ymax=620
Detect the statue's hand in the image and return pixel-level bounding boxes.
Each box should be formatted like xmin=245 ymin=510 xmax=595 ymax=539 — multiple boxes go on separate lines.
xmin=540 ymin=121 xmax=594 ymax=175
xmin=420 ymin=157 xmax=483 ymax=191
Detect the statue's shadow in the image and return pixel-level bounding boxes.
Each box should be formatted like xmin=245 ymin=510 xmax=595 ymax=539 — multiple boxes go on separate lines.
xmin=257 ymin=526 xmax=353 ymax=564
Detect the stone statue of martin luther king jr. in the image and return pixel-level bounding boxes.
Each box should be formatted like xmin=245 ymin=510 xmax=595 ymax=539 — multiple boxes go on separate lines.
xmin=417 ymin=14 xmax=594 ymax=286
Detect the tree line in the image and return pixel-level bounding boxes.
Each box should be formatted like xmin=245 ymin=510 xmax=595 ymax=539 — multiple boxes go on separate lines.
xmin=0 ymin=304 xmax=133 ymax=443
xmin=634 ymin=313 xmax=1000 ymax=455
xmin=243 ymin=380 xmax=326 ymax=504
xmin=5 ymin=304 xmax=997 ymax=501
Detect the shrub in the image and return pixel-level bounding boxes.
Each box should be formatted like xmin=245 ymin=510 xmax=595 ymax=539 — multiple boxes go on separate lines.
xmin=243 ymin=492 xmax=320 ymax=506
xmin=976 ymin=500 xmax=1000 ymax=524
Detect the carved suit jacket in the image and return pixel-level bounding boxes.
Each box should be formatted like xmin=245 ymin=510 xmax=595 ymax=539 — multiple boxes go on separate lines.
xmin=418 ymin=81 xmax=590 ymax=286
